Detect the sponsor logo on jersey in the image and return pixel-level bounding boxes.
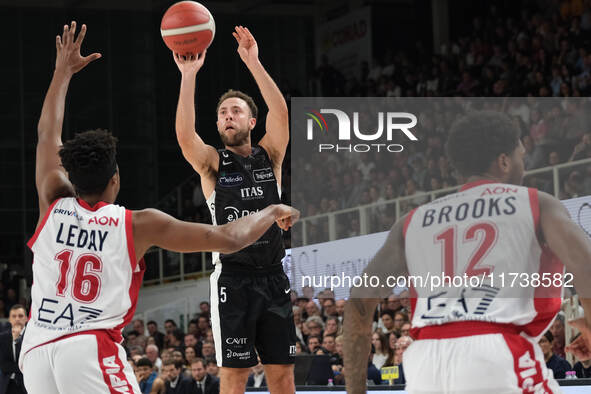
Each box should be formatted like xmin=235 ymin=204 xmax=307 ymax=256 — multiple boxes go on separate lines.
xmin=53 ymin=208 xmax=85 ymax=221
xmin=88 ymin=216 xmax=119 ymax=227
xmin=102 ymin=355 xmax=132 ymax=393
xmin=240 ymin=186 xmax=264 ymax=200
xmin=253 ymin=168 xmax=275 ymax=183
xmin=226 ymin=337 xmax=248 ymax=345
xmin=224 ymin=206 xmax=259 ymax=222
xmin=218 ymin=173 xmax=244 ymax=187
xmin=225 ymin=349 xmax=251 ymax=360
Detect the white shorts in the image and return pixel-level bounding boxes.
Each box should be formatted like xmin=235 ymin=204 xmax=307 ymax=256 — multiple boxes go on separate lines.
xmin=21 ymin=331 xmax=141 ymax=394
xmin=405 ymin=325 xmax=562 ymax=394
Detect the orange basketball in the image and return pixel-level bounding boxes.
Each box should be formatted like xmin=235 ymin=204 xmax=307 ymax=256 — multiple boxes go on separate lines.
xmin=160 ymin=1 xmax=215 ymax=55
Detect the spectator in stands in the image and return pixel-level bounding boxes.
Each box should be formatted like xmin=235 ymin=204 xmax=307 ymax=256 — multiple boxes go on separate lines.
xmin=206 ymin=359 xmax=219 ymax=379
xmin=322 ymin=298 xmax=338 ymax=319
xmin=540 ymin=331 xmax=571 ymax=379
xmin=0 ymin=304 xmax=27 ymax=394
xmin=400 ymin=322 xmax=412 ymax=338
xmin=162 ymin=359 xmax=189 ymax=394
xmin=184 ymin=334 xmax=198 ymax=353
xmin=371 ymin=331 xmax=390 ymax=371
xmin=570 ymin=333 xmax=591 ymax=378
xmin=393 ymin=311 xmax=409 ymax=334
xmin=307 ymin=335 xmax=321 ymax=353
xmin=324 ymin=316 xmax=341 ymax=337
xmin=246 ymin=359 xmax=266 ymax=388
xmin=187 ymin=358 xmax=219 ymax=394
xmin=148 ymin=321 xmax=165 ymax=351
xmin=380 ymin=310 xmax=396 ymax=334
xmin=135 ymin=357 xmax=165 ymax=394
xmin=305 ymin=316 xmax=325 ymax=339
xmin=134 ymin=319 xmax=148 ymax=337
xmin=146 ymin=344 xmax=163 ymax=374
xmin=305 ymin=301 xmax=322 ymax=319
xmin=184 ymin=346 xmax=198 ymax=368
xmin=200 ymin=340 xmax=215 ymax=360
xmin=560 ymin=170 xmax=584 ymax=199
xmin=167 ymin=329 xmax=184 ymax=351
xmin=386 ymin=294 xmax=401 ymax=313
xmin=321 ymin=334 xmax=337 ymax=356
xmin=569 ymin=133 xmax=591 ymax=161
xmin=163 ymin=320 xmax=178 ymax=349
xmin=187 ymin=320 xmax=199 ymax=337
xmin=294 ymin=341 xmax=305 ymax=355
xmin=197 ymin=315 xmax=210 ymax=339
xmin=203 ymin=329 xmax=214 ymax=343
xmin=550 ymin=315 xmax=567 ymax=358
xmin=398 ymin=290 xmax=411 ymax=315
xmin=172 ymin=351 xmax=184 ymax=366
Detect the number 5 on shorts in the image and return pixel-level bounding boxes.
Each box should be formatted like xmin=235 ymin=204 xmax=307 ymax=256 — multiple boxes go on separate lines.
xmin=220 ymin=287 xmax=227 ymax=303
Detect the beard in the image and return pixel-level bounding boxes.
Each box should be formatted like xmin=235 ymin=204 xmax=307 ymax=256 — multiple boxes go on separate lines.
xmin=219 ymin=126 xmax=250 ymax=147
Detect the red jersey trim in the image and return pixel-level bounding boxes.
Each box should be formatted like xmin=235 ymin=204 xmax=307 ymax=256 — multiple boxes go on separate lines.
xmin=27 ymin=198 xmax=62 ymax=250
xmin=110 ymin=258 xmax=145 ymax=343
xmin=528 ymin=188 xmax=542 ymax=245
xmin=76 ymin=198 xmax=109 ymax=212
xmin=23 ymin=329 xmax=118 ymax=357
xmin=403 ymin=208 xmax=418 ymax=239
xmin=459 ymin=179 xmax=498 ymax=192
xmin=125 ymin=210 xmax=137 ymax=272
xmin=415 ymin=321 xmax=521 ymax=340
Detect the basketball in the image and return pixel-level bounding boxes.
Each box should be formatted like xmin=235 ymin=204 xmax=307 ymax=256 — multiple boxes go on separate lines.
xmin=160 ymin=1 xmax=215 ymax=55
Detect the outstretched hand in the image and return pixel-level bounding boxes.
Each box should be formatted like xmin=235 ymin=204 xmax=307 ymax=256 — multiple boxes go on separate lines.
xmin=233 ymin=26 xmax=259 ymax=66
xmin=566 ymin=318 xmax=591 ymax=361
xmin=55 ymin=21 xmax=101 ymax=76
xmin=172 ymin=50 xmax=207 ymax=75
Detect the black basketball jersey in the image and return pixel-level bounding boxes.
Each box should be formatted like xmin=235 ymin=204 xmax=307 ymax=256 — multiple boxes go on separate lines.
xmin=207 ymin=145 xmax=284 ymax=272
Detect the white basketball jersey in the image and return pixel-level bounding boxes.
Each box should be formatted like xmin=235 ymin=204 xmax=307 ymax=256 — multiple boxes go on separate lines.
xmin=21 ymin=197 xmax=144 ymax=364
xmin=404 ymin=180 xmax=562 ymax=339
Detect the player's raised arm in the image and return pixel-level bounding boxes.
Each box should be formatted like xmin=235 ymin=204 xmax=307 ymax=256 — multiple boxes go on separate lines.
xmin=35 ymin=22 xmax=101 ymax=219
xmin=133 ymin=204 xmax=299 ymax=259
xmin=538 ymin=191 xmax=591 ymax=358
xmin=173 ymin=51 xmax=219 ymax=176
xmin=344 ymin=215 xmax=408 ymax=394
xmin=233 ymin=26 xmax=289 ymax=166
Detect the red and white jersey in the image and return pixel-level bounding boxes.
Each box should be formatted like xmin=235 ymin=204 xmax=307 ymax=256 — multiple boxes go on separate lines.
xmin=404 ymin=180 xmax=562 ymax=340
xmin=21 ymin=197 xmax=144 ymax=366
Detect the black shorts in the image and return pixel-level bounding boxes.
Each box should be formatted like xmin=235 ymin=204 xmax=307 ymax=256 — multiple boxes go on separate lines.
xmin=210 ymin=266 xmax=297 ymax=368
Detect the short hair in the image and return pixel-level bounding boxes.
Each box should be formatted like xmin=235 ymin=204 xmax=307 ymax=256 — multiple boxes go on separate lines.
xmin=200 ymin=301 xmax=210 ymax=306
xmin=446 ymin=111 xmax=521 ymax=178
xmin=147 ymin=320 xmax=157 ymax=327
xmin=307 ymin=335 xmax=321 ymax=344
xmin=171 ymin=328 xmax=184 ymax=341
xmin=59 ymin=129 xmax=118 ymax=195
xmin=165 ymin=319 xmax=177 ymax=327
xmin=216 ymin=89 xmax=258 ymax=119
xmin=202 ymin=339 xmax=214 ymax=346
xmin=380 ymin=310 xmax=394 ymax=319
xmin=146 ymin=344 xmax=159 ymax=353
xmin=163 ymin=359 xmax=183 ymax=370
xmin=543 ymin=330 xmax=554 ymax=343
xmin=191 ymin=357 xmax=206 ymax=368
xmin=305 ymin=315 xmax=325 ymax=329
xmin=136 ymin=357 xmax=153 ymax=368
xmin=9 ymin=304 xmax=26 ymax=314
xmin=126 ymin=330 xmax=139 ymax=338
xmin=206 ymin=358 xmax=217 ymax=366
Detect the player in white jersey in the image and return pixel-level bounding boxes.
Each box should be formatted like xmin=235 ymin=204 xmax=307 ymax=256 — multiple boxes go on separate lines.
xmin=344 ymin=111 xmax=591 ymax=393
xmin=21 ymin=22 xmax=299 ymax=394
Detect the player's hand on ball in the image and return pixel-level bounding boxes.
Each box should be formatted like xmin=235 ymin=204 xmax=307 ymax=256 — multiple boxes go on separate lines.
xmin=275 ymin=204 xmax=300 ymax=231
xmin=566 ymin=318 xmax=591 ymax=361
xmin=233 ymin=26 xmax=259 ymax=66
xmin=55 ymin=21 xmax=101 ymax=76
xmin=172 ymin=50 xmax=207 ymax=75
